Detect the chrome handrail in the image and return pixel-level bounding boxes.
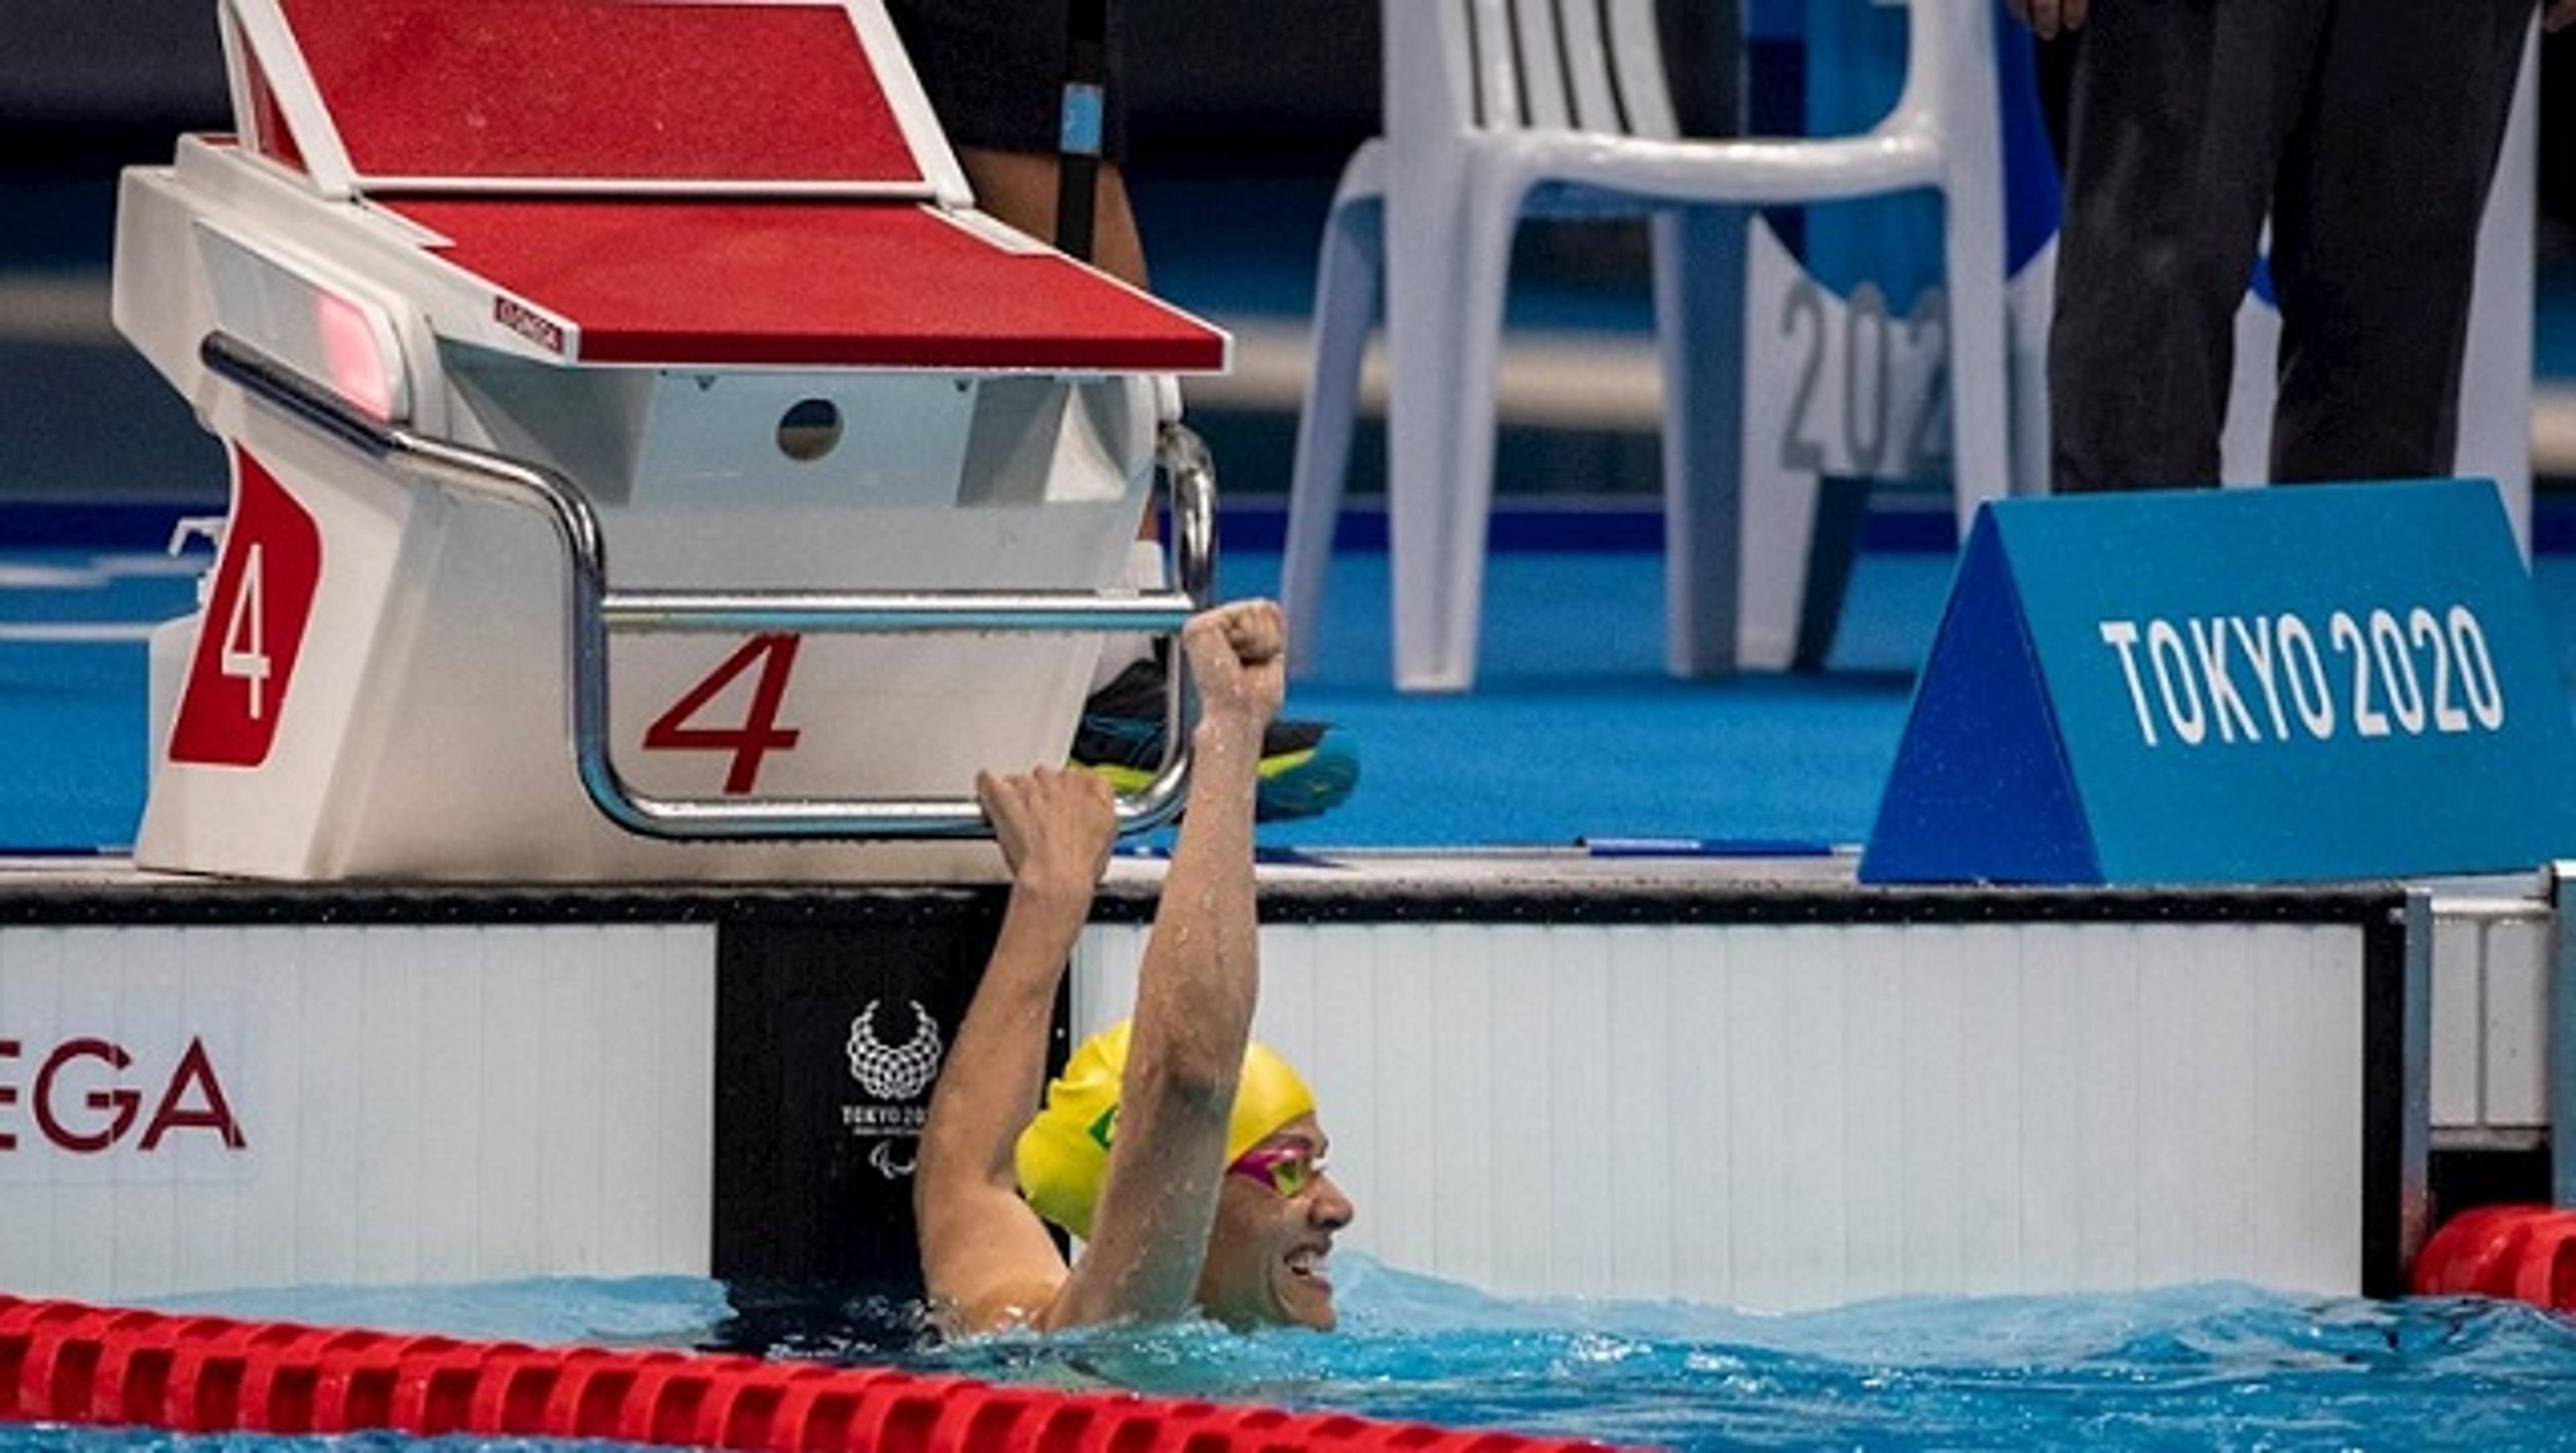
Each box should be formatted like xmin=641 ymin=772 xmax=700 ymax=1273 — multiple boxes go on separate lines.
xmin=199 ymin=331 xmax=1211 ymax=839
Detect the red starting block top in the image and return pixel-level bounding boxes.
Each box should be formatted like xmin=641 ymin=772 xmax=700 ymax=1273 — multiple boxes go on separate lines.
xmin=266 ymin=0 xmax=930 ymax=189
xmin=385 ymin=197 xmax=1230 ymax=371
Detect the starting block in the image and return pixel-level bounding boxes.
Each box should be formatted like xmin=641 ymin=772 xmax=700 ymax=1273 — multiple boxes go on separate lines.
xmin=111 ymin=0 xmax=1231 ymax=881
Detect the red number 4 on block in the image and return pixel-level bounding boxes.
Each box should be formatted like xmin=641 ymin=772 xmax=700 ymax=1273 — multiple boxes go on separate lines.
xmin=643 ymin=634 xmax=804 ymax=794
xmin=169 ymin=450 xmax=321 ymax=768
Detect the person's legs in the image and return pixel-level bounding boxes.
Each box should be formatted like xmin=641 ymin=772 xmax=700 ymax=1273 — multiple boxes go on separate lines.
xmin=883 ymin=0 xmax=1144 ymax=284
xmin=2265 ymin=0 xmax=2532 ymax=482
xmin=955 ymin=147 xmax=1150 ymax=291
xmin=2047 ymin=0 xmax=2322 ymax=491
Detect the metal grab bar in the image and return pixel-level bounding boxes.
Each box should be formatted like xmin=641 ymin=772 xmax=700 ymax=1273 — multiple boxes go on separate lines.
xmin=199 ymin=331 xmax=1213 ymax=840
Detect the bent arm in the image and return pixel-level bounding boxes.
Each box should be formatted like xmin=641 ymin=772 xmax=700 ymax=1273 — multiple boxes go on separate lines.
xmin=916 ymin=770 xmax=1112 ymax=1331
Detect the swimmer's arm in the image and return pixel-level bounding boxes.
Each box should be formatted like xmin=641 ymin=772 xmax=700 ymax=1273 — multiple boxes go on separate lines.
xmin=1044 ymin=605 xmax=1275 ymax=1329
xmin=916 ymin=768 xmax=1113 ymax=1332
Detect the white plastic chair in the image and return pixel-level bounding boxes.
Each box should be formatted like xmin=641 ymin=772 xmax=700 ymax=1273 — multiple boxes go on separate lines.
xmin=1281 ymin=0 xmax=2011 ymax=691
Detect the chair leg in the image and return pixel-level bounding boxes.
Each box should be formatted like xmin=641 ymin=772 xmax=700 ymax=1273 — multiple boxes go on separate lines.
xmin=2004 ymin=233 xmax=2057 ymax=500
xmin=1283 ymin=142 xmax=1387 ymax=679
xmin=1651 ymin=205 xmax=1750 ymax=678
xmin=1936 ymin=7 xmax=2015 ymax=536
xmin=1942 ymin=179 xmax=2013 ymax=537
xmin=1382 ymin=156 xmax=1481 ymax=692
xmin=1401 ymin=162 xmax=1522 ymax=693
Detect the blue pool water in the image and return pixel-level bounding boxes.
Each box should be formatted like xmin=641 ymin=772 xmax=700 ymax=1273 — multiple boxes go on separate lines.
xmin=7 ymin=1260 xmax=2571 ymax=1452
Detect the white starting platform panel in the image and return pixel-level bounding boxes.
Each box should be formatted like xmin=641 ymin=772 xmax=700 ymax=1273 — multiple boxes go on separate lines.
xmin=113 ymin=0 xmax=1230 ymax=883
xmin=4 ymin=855 xmax=2536 ymax=1312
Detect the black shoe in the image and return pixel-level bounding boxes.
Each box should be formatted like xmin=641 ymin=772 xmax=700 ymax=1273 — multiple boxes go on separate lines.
xmin=1071 ymin=659 xmax=1358 ymax=822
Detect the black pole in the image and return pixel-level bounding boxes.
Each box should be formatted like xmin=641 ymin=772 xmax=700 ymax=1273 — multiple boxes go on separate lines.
xmin=1056 ymin=0 xmax=1109 ymax=262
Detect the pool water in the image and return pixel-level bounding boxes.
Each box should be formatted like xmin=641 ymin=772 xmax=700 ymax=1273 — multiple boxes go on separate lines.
xmin=13 ymin=1258 xmax=2576 ymax=1452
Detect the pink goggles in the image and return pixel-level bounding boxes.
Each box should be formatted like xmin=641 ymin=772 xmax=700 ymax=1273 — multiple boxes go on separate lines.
xmin=1226 ymin=1142 xmax=1327 ymax=1199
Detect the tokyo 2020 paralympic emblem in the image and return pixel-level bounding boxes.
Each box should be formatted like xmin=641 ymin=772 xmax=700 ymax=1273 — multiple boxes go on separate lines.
xmin=845 ymin=1000 xmax=944 ymax=1101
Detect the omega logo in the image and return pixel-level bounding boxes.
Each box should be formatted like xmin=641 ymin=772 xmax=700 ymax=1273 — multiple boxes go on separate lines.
xmin=492 ymin=296 xmax=566 ymax=355
xmin=0 ymin=1036 xmax=248 ymax=1154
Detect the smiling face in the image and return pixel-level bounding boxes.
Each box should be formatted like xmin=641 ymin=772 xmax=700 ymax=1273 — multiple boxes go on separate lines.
xmin=1193 ymin=1114 xmax=1355 ymax=1330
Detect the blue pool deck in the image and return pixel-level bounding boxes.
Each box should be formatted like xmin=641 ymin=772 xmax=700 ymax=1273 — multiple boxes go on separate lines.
xmin=9 ymin=504 xmax=2576 ymax=857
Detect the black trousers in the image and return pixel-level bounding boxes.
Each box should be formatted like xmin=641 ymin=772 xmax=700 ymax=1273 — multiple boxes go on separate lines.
xmin=881 ymin=0 xmax=1128 ymax=161
xmin=2047 ymin=0 xmax=2532 ymax=491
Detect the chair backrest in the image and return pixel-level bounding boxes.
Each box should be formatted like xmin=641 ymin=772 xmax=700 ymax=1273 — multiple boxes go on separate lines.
xmin=1439 ymin=0 xmax=1681 ymax=140
xmin=1390 ymin=0 xmax=1977 ymax=148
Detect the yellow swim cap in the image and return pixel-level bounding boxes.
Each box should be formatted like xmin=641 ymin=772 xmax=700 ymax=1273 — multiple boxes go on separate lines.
xmin=1014 ymin=1020 xmax=1316 ymax=1240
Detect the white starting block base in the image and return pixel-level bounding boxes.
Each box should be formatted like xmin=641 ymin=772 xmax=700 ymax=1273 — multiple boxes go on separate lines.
xmin=134 ymin=369 xmax=1148 ymax=883
xmin=0 ymin=851 xmax=2543 ymax=1308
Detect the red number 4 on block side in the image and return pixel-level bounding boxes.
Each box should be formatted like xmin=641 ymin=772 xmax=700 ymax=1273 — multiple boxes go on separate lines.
xmin=643 ymin=634 xmax=804 ymax=794
xmin=169 ymin=450 xmax=321 ymax=768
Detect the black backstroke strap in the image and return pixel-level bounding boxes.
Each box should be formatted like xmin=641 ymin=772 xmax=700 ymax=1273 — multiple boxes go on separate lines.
xmin=1055 ymin=0 xmax=1110 ymax=262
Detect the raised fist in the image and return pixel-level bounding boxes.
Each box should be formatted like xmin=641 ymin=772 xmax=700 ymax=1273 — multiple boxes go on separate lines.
xmin=1180 ymin=599 xmax=1286 ymax=729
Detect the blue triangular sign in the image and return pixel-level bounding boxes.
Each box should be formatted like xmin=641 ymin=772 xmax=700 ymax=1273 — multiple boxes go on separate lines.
xmin=1860 ymin=513 xmax=2101 ymax=884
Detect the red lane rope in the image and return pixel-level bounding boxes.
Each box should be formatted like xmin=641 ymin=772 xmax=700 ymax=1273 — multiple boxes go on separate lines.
xmin=2412 ymin=1203 xmax=2576 ymax=1309
xmin=0 ymin=1296 xmax=1619 ymax=1451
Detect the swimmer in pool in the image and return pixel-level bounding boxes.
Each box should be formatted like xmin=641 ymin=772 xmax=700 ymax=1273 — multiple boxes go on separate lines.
xmin=914 ymin=599 xmax=1356 ymax=1334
